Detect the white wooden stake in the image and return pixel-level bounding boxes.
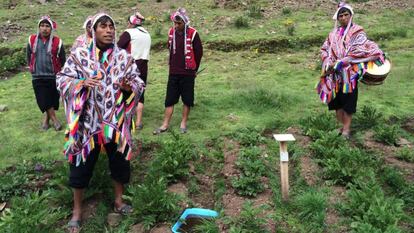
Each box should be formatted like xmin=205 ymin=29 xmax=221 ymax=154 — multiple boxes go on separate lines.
xmin=273 ymin=134 xmax=295 ymax=201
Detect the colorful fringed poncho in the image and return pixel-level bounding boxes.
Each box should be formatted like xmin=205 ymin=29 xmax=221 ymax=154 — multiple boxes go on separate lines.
xmin=317 ymin=23 xmax=384 ymax=103
xmin=56 ymin=44 xmax=144 ymax=166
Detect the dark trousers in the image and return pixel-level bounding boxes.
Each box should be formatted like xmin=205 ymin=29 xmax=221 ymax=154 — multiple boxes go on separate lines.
xmin=69 ymin=142 xmax=131 ymax=189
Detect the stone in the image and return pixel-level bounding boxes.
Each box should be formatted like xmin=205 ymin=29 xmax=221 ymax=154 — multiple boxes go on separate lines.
xmin=128 ymin=223 xmax=145 ymax=233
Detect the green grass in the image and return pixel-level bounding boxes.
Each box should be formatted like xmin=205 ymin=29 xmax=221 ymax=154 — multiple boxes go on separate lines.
xmin=1 ymin=1 xmax=414 ymax=232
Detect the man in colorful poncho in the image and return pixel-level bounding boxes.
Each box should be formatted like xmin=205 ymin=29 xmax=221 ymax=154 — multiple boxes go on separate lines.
xmin=117 ymin=11 xmax=151 ymax=130
xmin=27 ymin=15 xmax=65 ymax=131
xmin=56 ymin=13 xmax=144 ymax=232
xmin=153 ymin=7 xmax=203 ymax=134
xmin=317 ymin=2 xmax=384 ymax=138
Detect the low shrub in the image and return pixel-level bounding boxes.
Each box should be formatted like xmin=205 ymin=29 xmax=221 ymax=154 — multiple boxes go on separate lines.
xmin=294 ymin=190 xmax=327 ymax=232
xmin=395 ymin=147 xmax=414 ymax=162
xmin=231 ymin=127 xmax=265 ymax=146
xmin=0 ymin=50 xmax=25 ymax=74
xmin=0 ymin=191 xmax=65 ymax=232
xmin=149 ymin=132 xmax=197 ymax=183
xmin=234 ymin=16 xmax=249 ymax=28
xmin=343 ymin=174 xmax=405 ymax=232
xmin=374 ymin=125 xmax=399 ymax=146
xmin=321 ymin=146 xmax=374 ymax=185
xmin=300 ymin=112 xmax=337 ymax=139
xmin=232 ymin=147 xmax=266 ymax=197
xmin=247 ymin=4 xmax=262 ymax=18
xmin=353 ymin=105 xmax=383 ymax=130
xmin=228 ymin=201 xmax=268 ymax=233
xmin=126 ymin=177 xmax=181 ymax=229
xmin=310 ymin=131 xmax=347 ymax=159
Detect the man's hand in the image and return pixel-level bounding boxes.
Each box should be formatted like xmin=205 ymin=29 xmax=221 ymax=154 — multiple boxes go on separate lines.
xmin=83 ymin=78 xmax=102 ymax=88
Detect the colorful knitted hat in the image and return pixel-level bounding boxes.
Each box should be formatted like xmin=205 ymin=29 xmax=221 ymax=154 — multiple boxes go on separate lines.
xmin=129 ymin=12 xmax=145 ymax=26
xmin=170 ymin=7 xmax=190 ymax=25
xmin=33 ymin=15 xmax=57 ymax=55
xmin=38 ymin=15 xmax=57 ymax=30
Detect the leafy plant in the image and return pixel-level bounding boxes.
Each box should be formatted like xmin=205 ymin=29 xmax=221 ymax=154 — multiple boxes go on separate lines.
xmin=247 ymin=4 xmax=262 ymax=18
xmin=231 ymin=127 xmax=265 ymax=146
xmin=0 ymin=191 xmax=65 ymax=232
xmin=321 ymin=146 xmax=375 ymax=184
xmin=0 ymin=158 xmax=62 ymax=202
xmin=282 ymin=7 xmax=292 ymax=15
xmin=343 ymin=173 xmax=405 ymax=232
xmin=395 ymin=147 xmax=414 ymax=162
xmin=374 ymin=125 xmax=399 ymax=146
xmin=353 ymin=105 xmax=383 ymax=130
xmin=149 ymin=132 xmax=196 ymax=183
xmin=232 ymin=175 xmax=265 ymax=197
xmin=283 ymin=19 xmax=296 ymax=36
xmin=234 ymin=16 xmax=249 ymax=28
xmin=294 ymin=190 xmax=327 ymax=232
xmin=310 ymin=131 xmax=347 ymax=160
xmin=193 ymin=218 xmax=220 ymax=233
xmin=232 ymin=147 xmax=266 ymax=197
xmin=228 ymin=201 xmax=269 ymax=233
xmin=0 ymin=50 xmax=25 ymax=74
xmin=300 ymin=112 xmax=337 ymax=139
xmin=126 ymin=177 xmax=181 ymax=229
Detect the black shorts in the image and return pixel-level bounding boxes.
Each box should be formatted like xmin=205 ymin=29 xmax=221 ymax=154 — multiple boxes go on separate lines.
xmin=68 ymin=142 xmax=131 ymax=189
xmin=32 ymin=79 xmax=60 ymax=113
xmin=165 ymin=75 xmax=195 ymax=107
xmin=328 ymin=85 xmax=358 ymax=114
xmin=136 ymin=60 xmax=148 ymax=104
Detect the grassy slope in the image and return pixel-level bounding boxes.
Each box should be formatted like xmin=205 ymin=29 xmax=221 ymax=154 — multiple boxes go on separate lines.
xmin=1 ymin=0 xmax=414 ymax=232
xmin=0 ymin=0 xmax=413 ymax=167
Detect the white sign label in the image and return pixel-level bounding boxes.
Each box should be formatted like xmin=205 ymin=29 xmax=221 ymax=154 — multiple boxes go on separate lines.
xmin=280 ymin=151 xmax=289 ymax=162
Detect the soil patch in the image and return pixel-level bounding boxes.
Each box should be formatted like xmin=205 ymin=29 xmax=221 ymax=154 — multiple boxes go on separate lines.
xmin=363 ymin=131 xmax=414 ymax=181
xmin=220 ymin=138 xmax=275 ymax=231
xmin=402 ymin=117 xmax=414 ymax=134
xmin=150 ymin=223 xmax=171 ymax=233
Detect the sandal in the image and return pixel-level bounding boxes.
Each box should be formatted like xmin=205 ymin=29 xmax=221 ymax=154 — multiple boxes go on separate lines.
xmin=136 ymin=123 xmax=143 ymax=130
xmin=341 ymin=132 xmax=351 ymax=140
xmin=180 ymin=127 xmax=187 ymax=134
xmin=153 ymin=127 xmax=168 ymax=135
xmin=41 ymin=123 xmax=50 ymax=131
xmin=67 ymin=220 xmax=81 ymax=233
xmin=113 ymin=204 xmax=133 ymax=215
xmin=54 ymin=122 xmax=62 ymax=131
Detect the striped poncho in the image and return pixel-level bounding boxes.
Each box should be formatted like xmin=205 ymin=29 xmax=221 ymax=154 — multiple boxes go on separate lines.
xmin=56 ymin=44 xmax=144 ymax=166
xmin=317 ymin=24 xmax=384 ymax=103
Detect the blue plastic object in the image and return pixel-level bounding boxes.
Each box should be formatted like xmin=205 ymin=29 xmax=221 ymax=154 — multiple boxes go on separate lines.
xmin=171 ymin=208 xmax=219 ymax=233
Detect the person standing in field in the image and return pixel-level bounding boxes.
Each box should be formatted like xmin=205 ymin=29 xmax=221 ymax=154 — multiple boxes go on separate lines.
xmin=317 ymin=2 xmax=384 ymax=139
xmin=71 ymin=15 xmax=93 ymax=51
xmin=153 ymin=7 xmax=203 ymax=134
xmin=27 ymin=15 xmax=65 ymax=131
xmin=56 ymin=13 xmax=145 ymax=233
xmin=118 ymin=11 xmax=151 ymax=130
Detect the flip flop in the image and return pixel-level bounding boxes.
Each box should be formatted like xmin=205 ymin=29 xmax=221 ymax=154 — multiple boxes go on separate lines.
xmin=137 ymin=123 xmax=143 ymax=130
xmin=153 ymin=127 xmax=168 ymax=135
xmin=180 ymin=127 xmax=187 ymax=134
xmin=41 ymin=123 xmax=50 ymax=131
xmin=67 ymin=220 xmax=81 ymax=233
xmin=113 ymin=204 xmax=133 ymax=216
xmin=54 ymin=122 xmax=62 ymax=131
